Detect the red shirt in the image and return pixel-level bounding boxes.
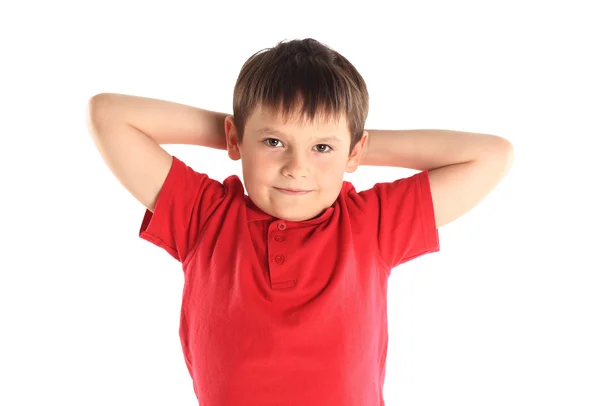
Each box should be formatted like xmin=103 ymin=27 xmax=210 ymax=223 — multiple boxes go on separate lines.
xmin=139 ymin=156 xmax=439 ymax=406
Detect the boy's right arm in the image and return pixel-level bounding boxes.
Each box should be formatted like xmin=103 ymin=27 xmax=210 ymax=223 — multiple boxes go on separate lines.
xmin=86 ymin=93 xmax=229 ymax=212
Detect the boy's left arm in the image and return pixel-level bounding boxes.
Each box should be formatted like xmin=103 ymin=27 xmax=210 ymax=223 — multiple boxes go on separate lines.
xmin=360 ymin=129 xmax=514 ymax=228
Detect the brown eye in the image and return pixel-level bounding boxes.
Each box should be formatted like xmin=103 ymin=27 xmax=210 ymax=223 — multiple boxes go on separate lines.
xmin=315 ymin=144 xmax=333 ymax=153
xmin=264 ymin=138 xmax=282 ymax=147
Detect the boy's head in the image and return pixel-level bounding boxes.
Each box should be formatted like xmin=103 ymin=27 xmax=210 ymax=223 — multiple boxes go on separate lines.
xmin=224 ymin=38 xmax=370 ymax=222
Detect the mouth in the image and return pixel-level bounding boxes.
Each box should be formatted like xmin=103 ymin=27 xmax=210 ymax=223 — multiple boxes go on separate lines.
xmin=275 ymin=187 xmax=312 ymax=195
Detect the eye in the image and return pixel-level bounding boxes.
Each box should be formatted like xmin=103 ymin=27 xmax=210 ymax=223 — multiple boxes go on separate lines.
xmin=314 ymin=144 xmax=333 ymax=153
xmin=263 ymin=138 xmax=283 ymax=147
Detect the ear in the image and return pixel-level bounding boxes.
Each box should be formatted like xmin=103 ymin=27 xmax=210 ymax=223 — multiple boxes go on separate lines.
xmin=224 ymin=116 xmax=241 ymax=161
xmin=345 ymin=130 xmax=369 ymax=173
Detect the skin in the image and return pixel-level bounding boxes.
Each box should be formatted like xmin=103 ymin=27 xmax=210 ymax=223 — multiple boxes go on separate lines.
xmin=224 ymin=104 xmax=369 ymax=222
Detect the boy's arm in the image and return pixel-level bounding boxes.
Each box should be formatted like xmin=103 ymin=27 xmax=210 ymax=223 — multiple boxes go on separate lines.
xmin=361 ymin=129 xmax=514 ymax=228
xmin=86 ymin=93 xmax=228 ymax=212
xmin=88 ymin=93 xmax=229 ymax=148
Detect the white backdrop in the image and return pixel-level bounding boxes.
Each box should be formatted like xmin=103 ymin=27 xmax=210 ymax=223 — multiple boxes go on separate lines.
xmin=1 ymin=0 xmax=599 ymax=405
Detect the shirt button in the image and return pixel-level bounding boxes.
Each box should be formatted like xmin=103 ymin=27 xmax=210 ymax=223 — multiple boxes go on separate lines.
xmin=274 ymin=235 xmax=284 ymax=242
xmin=277 ymin=222 xmax=287 ymax=231
xmin=275 ymin=254 xmax=284 ymax=264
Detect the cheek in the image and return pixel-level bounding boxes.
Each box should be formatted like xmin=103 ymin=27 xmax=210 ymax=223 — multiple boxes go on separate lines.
xmin=243 ymin=154 xmax=277 ymax=183
xmin=317 ymin=156 xmax=346 ymax=175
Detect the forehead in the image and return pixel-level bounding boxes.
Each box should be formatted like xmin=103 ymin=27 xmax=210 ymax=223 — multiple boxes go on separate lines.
xmin=247 ymin=104 xmax=349 ymax=140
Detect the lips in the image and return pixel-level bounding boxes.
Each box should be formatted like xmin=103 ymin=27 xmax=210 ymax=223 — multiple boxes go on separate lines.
xmin=275 ymin=187 xmax=312 ymax=195
xmin=278 ymin=188 xmax=309 ymax=192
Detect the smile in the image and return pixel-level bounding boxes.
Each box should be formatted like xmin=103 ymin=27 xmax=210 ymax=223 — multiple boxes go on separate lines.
xmin=275 ymin=188 xmax=312 ymax=195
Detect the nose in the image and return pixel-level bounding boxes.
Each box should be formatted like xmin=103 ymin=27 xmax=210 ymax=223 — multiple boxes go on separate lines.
xmin=282 ymin=153 xmax=309 ymax=178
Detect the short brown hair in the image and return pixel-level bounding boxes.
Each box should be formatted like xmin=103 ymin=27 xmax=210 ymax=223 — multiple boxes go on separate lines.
xmin=232 ymin=38 xmax=369 ymax=155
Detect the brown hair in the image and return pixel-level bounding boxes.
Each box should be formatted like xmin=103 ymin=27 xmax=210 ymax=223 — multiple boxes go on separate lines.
xmin=232 ymin=38 xmax=369 ymax=155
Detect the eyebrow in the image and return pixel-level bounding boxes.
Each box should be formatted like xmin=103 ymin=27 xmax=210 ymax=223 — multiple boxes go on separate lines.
xmin=255 ymin=126 xmax=343 ymax=143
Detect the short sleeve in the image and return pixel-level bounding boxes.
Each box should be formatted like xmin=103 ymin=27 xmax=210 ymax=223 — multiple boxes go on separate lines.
xmin=139 ymin=155 xmax=226 ymax=264
xmin=360 ymin=170 xmax=440 ymax=270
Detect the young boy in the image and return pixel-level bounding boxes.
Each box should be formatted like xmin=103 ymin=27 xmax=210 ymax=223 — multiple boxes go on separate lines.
xmin=86 ymin=38 xmax=513 ymax=406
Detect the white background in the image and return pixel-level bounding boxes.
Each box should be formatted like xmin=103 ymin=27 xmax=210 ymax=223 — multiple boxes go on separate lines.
xmin=1 ymin=0 xmax=599 ymax=405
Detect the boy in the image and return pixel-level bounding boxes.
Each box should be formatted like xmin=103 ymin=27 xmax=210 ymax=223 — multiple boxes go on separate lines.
xmin=86 ymin=38 xmax=513 ymax=406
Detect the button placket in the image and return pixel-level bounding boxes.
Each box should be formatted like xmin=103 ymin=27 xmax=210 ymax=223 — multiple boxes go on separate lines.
xmin=269 ymin=220 xmax=295 ymax=289
xmin=274 ymin=221 xmax=286 ymax=263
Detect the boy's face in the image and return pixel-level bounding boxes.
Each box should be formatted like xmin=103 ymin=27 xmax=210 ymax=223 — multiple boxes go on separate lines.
xmin=225 ymin=105 xmax=368 ymax=222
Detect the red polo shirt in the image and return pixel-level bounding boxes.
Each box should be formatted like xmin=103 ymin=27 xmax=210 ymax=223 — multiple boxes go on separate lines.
xmin=139 ymin=155 xmax=439 ymax=406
